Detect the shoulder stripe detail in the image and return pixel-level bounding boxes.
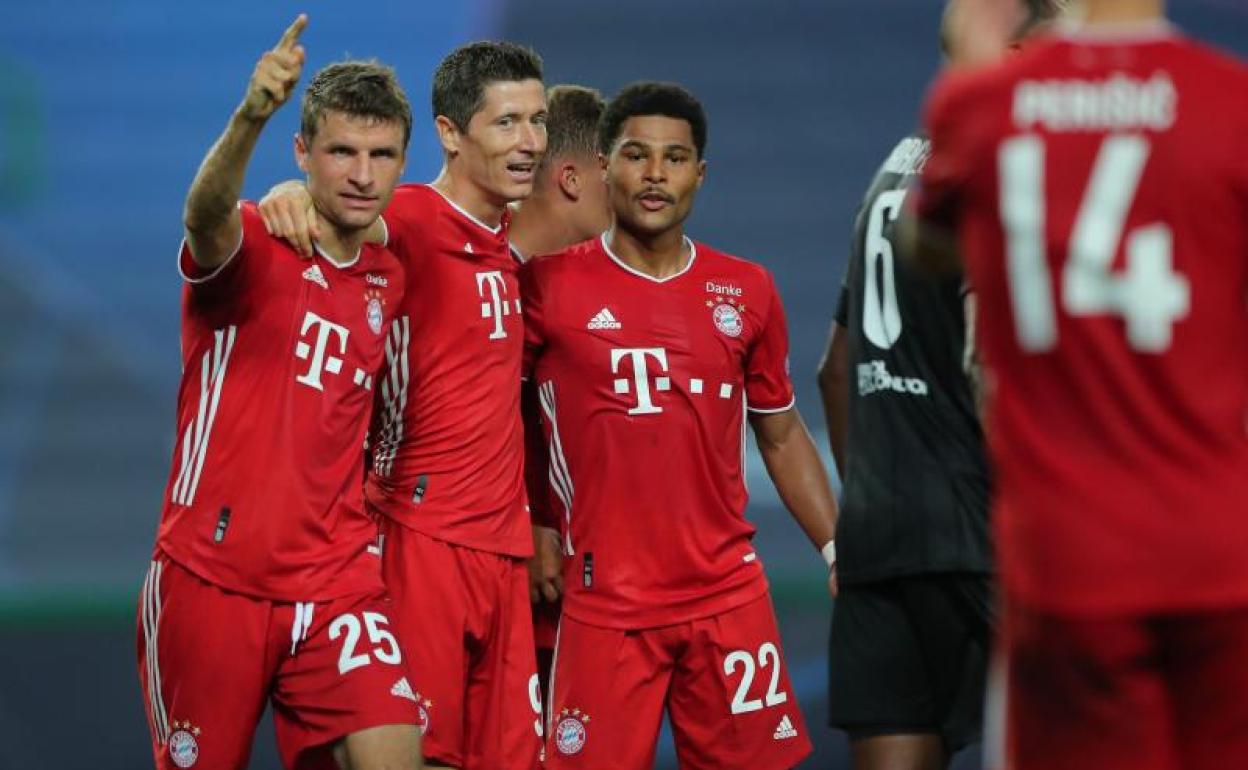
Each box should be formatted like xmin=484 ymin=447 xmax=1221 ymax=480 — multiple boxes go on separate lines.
xmin=538 ymin=381 xmax=576 ymax=555
xmin=171 ymin=326 xmax=237 ymax=506
xmin=372 ymin=317 xmax=411 ymax=478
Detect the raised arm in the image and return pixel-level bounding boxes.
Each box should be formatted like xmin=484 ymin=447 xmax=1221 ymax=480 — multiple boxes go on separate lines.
xmin=183 ymin=15 xmax=306 ymax=269
xmin=749 ymin=407 xmax=840 ymax=597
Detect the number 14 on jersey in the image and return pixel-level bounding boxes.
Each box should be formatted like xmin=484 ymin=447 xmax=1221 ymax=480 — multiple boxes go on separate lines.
xmin=998 ymin=134 xmax=1190 ymax=353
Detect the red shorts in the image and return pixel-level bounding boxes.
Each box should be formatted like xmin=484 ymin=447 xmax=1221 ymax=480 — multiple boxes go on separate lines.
xmin=136 ymin=554 xmax=419 ymax=770
xmin=545 ymin=593 xmax=812 ymax=770
xmin=380 ymin=520 xmax=542 ymax=769
xmin=990 ymin=601 xmax=1248 ymax=770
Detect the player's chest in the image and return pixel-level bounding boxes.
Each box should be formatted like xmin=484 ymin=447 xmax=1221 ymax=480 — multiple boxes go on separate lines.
xmin=404 ymin=242 xmax=522 ymax=348
xmin=255 ymin=261 xmax=397 ymax=398
xmin=543 ymin=278 xmax=758 ymax=404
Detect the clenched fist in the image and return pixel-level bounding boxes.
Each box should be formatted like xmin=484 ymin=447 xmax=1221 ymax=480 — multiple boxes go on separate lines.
xmin=239 ymin=14 xmax=307 ymax=122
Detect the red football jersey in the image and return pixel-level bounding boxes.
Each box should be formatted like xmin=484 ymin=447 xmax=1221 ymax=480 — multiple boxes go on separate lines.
xmin=522 ymin=235 xmax=795 ymax=629
xmin=365 ymin=184 xmax=531 ymax=557
xmin=918 ymin=24 xmax=1248 ymax=614
xmin=156 ymin=202 xmax=404 ymax=601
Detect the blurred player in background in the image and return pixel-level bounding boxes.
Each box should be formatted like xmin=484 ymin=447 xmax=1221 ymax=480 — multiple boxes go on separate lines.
xmin=139 ymin=15 xmax=422 ymax=770
xmin=522 ymin=81 xmax=838 ymax=770
xmin=913 ymin=0 xmax=1248 ymax=767
xmin=817 ymin=3 xmax=1061 ymax=769
xmin=508 ymin=84 xmax=610 ymax=724
xmin=262 ymin=41 xmax=549 ymax=770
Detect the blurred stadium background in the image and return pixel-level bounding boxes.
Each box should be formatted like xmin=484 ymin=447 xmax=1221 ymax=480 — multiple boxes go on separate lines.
xmin=0 ymin=1 xmax=1244 ymax=767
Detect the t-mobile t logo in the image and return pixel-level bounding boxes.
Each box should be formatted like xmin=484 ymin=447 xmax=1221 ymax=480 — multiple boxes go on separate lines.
xmin=611 ymin=347 xmax=671 ymax=415
xmin=476 ymin=270 xmax=519 ymax=340
xmin=295 ymin=311 xmax=350 ymax=391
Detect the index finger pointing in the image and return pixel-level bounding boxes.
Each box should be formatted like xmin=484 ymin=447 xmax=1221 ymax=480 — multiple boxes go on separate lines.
xmin=275 ymin=14 xmax=307 ymax=52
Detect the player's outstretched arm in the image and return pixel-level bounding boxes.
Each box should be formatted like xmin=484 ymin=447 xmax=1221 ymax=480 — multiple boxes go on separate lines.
xmin=750 ymin=408 xmax=839 ymax=597
xmin=258 ymin=179 xmax=386 ymax=257
xmin=816 ymin=321 xmax=850 ymax=480
xmin=183 ymin=14 xmax=307 ymax=269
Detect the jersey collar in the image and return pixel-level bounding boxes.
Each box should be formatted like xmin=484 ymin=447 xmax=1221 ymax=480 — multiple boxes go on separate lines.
xmin=600 ymin=232 xmax=698 ymax=284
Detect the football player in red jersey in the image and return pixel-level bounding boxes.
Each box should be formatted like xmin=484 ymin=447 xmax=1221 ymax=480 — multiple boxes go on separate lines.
xmin=260 ymin=42 xmax=550 ymax=770
xmin=521 ymin=82 xmax=839 ymax=770
xmin=507 ymin=84 xmax=610 ymax=748
xmin=138 ymin=15 xmax=422 ymax=770
xmin=912 ymin=1 xmax=1248 ymax=768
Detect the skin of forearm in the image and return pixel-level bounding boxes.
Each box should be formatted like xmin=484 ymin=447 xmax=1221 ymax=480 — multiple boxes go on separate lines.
xmin=816 ymin=328 xmax=850 ymax=479
xmin=754 ymin=415 xmax=838 ymax=551
xmin=184 ymin=111 xmax=267 ymax=235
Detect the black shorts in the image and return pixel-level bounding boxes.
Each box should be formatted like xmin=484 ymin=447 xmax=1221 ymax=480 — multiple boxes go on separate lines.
xmin=827 ymin=573 xmax=992 ymax=753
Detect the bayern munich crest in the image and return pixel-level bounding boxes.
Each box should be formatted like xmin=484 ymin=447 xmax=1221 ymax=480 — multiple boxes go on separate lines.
xmin=365 ymin=290 xmax=384 ymax=335
xmin=555 ymin=707 xmax=590 ymax=755
xmin=711 ymin=301 xmax=744 ymax=338
xmin=167 ymin=720 xmax=201 ymax=768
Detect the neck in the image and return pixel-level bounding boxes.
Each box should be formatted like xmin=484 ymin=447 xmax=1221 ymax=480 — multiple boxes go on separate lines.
xmin=509 ymin=194 xmax=577 ymax=259
xmin=605 ymin=221 xmax=689 ymax=279
xmin=314 ymin=214 xmax=366 ymax=265
xmin=1075 ymin=0 xmax=1165 ymax=25
xmin=430 ymin=165 xmax=505 ymax=228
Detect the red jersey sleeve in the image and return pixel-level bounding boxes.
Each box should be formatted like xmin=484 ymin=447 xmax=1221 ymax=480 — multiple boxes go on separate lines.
xmin=744 ymin=270 xmax=795 ymax=412
xmin=178 ymin=201 xmax=268 ymax=292
xmin=915 ymin=71 xmax=984 ymax=231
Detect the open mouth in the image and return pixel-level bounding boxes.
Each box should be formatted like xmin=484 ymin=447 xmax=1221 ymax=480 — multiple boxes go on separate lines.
xmin=506 ymin=161 xmax=536 ymax=183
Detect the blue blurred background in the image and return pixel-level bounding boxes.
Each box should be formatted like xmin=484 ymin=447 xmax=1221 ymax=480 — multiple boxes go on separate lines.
xmin=1 ymin=1 xmax=1245 ymax=767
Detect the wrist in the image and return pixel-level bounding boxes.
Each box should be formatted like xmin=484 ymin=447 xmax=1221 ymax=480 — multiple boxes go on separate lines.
xmin=821 ymin=539 xmax=837 ymax=570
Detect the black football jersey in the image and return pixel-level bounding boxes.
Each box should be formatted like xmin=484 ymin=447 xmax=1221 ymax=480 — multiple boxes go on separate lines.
xmin=834 ymin=134 xmax=991 ymax=583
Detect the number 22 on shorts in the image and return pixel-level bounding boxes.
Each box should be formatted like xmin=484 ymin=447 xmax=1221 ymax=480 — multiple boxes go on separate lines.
xmin=723 ymin=642 xmax=789 ymax=715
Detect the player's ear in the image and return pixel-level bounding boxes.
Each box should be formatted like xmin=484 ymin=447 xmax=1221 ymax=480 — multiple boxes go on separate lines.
xmin=294 ymin=132 xmax=310 ymax=174
xmin=558 ymin=162 xmax=581 ymax=201
xmin=434 ymin=115 xmax=462 ymax=157
xmin=695 ymin=158 xmax=707 ymax=189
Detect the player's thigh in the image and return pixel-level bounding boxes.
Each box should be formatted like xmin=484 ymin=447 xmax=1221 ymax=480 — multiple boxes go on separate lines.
xmin=544 ymin=616 xmax=671 ymax=770
xmin=670 ymin=594 xmax=812 ymax=770
xmin=378 ymin=522 xmax=472 ymax=766
xmin=460 ymin=559 xmax=542 ymax=770
xmin=1164 ymin=605 xmax=1248 ymax=770
xmin=829 ymin=581 xmax=937 ymax=738
xmin=271 ymin=589 xmax=421 ymax=770
xmin=1002 ymin=603 xmax=1178 ymax=770
xmin=136 ymin=555 xmax=270 ymax=770
xmin=902 ymin=574 xmax=992 ymax=752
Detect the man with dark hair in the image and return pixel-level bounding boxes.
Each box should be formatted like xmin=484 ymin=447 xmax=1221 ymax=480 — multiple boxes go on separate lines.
xmin=912 ymin=0 xmax=1248 ymax=768
xmin=261 ymin=39 xmax=549 ymax=770
xmin=817 ymin=6 xmax=1063 ymax=770
xmin=138 ymin=15 xmax=421 ymax=770
xmin=521 ymin=80 xmax=838 ymax=770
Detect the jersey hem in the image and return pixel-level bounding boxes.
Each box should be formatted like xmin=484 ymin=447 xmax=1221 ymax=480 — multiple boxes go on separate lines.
xmin=375 ymin=513 xmax=534 ymax=560
xmin=153 ymin=544 xmax=385 ymax=604
xmin=561 ymin=576 xmax=770 ymax=631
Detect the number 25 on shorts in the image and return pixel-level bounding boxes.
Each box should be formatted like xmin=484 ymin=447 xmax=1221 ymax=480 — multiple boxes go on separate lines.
xmin=329 ymin=611 xmax=402 ymax=674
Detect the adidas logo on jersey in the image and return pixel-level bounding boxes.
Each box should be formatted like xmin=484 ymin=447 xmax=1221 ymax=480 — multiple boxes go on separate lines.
xmin=773 ymin=714 xmax=799 ymax=741
xmin=587 ymin=308 xmax=622 ymax=330
xmin=302 ymin=264 xmax=329 ymax=290
xmin=390 ymin=677 xmax=417 ymax=702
